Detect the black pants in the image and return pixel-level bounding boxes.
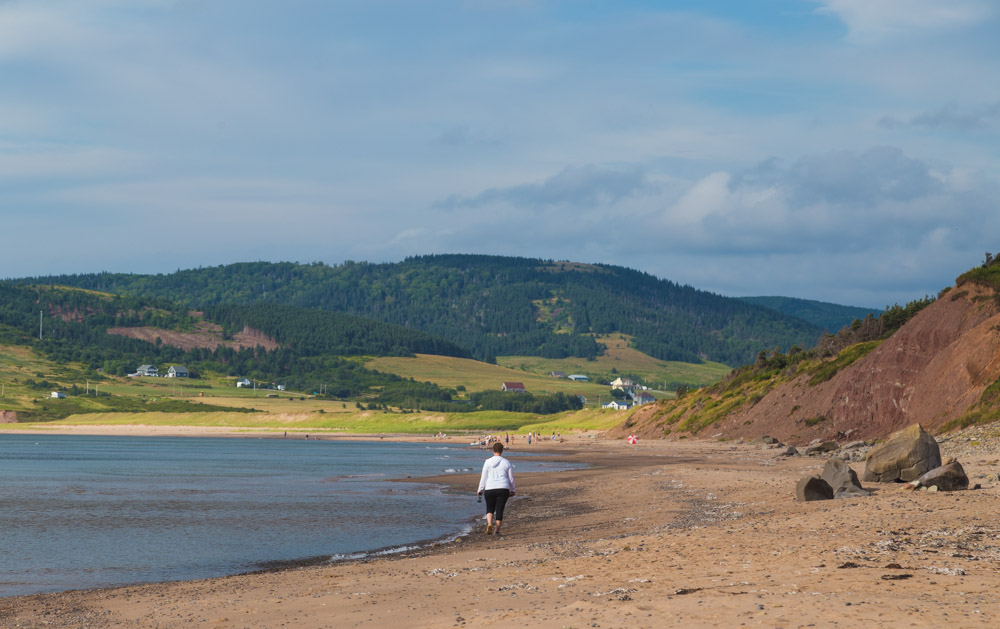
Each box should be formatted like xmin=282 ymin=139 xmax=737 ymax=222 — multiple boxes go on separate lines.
xmin=484 ymin=488 xmax=510 ymax=521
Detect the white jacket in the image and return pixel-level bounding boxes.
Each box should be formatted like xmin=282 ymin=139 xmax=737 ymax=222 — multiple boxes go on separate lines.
xmin=478 ymin=455 xmax=515 ymax=492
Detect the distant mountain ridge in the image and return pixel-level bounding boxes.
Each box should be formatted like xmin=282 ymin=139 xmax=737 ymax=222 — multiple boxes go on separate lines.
xmin=23 ymin=255 xmax=825 ymax=367
xmin=739 ymin=296 xmax=879 ymax=333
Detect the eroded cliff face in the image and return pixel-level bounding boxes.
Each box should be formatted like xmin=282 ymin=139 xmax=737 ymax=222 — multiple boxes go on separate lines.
xmin=611 ymin=283 xmax=1000 ymax=444
xmin=718 ymin=284 xmax=1000 ymax=443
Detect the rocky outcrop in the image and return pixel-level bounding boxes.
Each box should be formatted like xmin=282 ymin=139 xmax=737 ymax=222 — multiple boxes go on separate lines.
xmin=914 ymin=459 xmax=969 ymax=491
xmin=705 ymin=282 xmax=1000 ymax=443
xmin=863 ymin=424 xmax=941 ymax=483
xmin=0 ymin=410 xmax=17 ymax=423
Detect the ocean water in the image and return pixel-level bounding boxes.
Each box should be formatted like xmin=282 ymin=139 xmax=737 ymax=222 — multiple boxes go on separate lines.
xmin=0 ymin=434 xmax=572 ymax=598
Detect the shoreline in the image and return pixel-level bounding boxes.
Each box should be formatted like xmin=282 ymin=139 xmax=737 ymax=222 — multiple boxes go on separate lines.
xmin=0 ymin=426 xmax=584 ymax=600
xmin=2 ymin=429 xmax=999 ymax=627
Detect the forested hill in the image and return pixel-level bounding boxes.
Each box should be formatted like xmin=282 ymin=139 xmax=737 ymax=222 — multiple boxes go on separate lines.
xmin=0 ymin=283 xmax=470 ymax=370
xmin=26 ymin=255 xmax=825 ymax=366
xmin=739 ymin=296 xmax=879 ymax=333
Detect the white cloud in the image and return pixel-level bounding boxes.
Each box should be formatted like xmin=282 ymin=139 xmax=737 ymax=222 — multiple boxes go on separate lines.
xmin=813 ymin=0 xmax=994 ymax=43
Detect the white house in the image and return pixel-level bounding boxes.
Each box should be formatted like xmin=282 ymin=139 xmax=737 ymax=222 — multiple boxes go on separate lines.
xmin=603 ymin=400 xmax=631 ymax=410
xmin=611 ymin=377 xmax=636 ymax=390
xmin=136 ymin=364 xmax=158 ymax=377
xmin=166 ymin=365 xmax=189 ymax=378
xmin=50 ymin=391 xmax=66 ymax=399
xmin=501 ymin=382 xmax=526 ymax=393
xmin=236 ymin=378 xmax=252 ymax=388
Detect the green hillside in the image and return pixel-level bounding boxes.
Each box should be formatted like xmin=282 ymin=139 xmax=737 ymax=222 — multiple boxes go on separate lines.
xmin=26 ymin=255 xmax=824 ymax=366
xmin=739 ymin=296 xmax=879 ymax=332
xmin=0 ymin=283 xmax=588 ymax=418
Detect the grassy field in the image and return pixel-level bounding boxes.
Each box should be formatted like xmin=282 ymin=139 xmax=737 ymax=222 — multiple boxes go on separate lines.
xmin=367 ymin=335 xmax=730 ymax=401
xmin=0 ymin=339 xmax=658 ymax=435
xmin=497 ymin=335 xmax=732 ymax=389
xmin=10 ymin=406 xmax=627 ymax=435
xmin=365 ymin=354 xmax=615 ymax=399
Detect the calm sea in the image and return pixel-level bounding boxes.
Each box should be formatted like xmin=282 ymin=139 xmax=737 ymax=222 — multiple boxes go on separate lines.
xmin=0 ymin=434 xmax=572 ymax=598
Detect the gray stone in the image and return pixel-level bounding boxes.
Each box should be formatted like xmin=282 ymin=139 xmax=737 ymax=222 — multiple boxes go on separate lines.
xmin=804 ymin=441 xmax=839 ymax=456
xmin=842 ymin=440 xmax=867 ymax=450
xmin=822 ymin=457 xmax=863 ymax=494
xmin=834 ymin=485 xmax=872 ymax=499
xmin=761 ymin=435 xmax=779 ymax=445
xmin=796 ymin=475 xmax=834 ymax=502
xmin=863 ymin=424 xmax=942 ymax=483
xmin=778 ymin=446 xmax=799 ymax=457
xmin=915 ymin=460 xmax=969 ymax=492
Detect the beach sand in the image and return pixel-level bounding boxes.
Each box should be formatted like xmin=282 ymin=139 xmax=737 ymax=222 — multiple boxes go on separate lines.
xmin=1 ymin=431 xmax=998 ymax=628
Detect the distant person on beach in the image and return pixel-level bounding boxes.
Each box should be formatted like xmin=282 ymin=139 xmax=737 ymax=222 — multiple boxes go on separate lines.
xmin=477 ymin=442 xmax=515 ymax=535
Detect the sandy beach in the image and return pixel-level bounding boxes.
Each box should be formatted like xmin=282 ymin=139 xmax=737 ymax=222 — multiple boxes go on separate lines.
xmin=1 ymin=430 xmax=998 ymax=628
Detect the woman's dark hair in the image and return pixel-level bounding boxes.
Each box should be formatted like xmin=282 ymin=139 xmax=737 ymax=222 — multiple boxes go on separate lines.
xmin=492 ymin=442 xmax=504 ymax=454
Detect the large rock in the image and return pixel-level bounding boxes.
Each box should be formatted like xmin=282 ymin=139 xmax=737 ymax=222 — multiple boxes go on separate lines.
xmin=915 ymin=459 xmax=969 ymax=491
xmin=863 ymin=424 xmax=941 ymax=483
xmin=804 ymin=441 xmax=839 ymax=456
xmin=796 ymin=476 xmax=834 ymax=502
xmin=821 ymin=458 xmax=858 ymax=489
xmin=822 ymin=458 xmax=871 ymax=499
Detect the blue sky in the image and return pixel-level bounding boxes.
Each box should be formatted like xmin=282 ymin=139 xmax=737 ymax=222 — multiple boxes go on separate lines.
xmin=2 ymin=0 xmax=998 ymax=308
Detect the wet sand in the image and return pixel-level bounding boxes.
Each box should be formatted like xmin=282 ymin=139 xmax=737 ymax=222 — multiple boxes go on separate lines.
xmin=1 ymin=433 xmax=998 ymax=628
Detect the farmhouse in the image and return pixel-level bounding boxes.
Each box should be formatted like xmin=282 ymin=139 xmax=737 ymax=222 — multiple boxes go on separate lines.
xmin=603 ymin=400 xmax=631 ymax=410
xmin=236 ymin=378 xmax=252 ymax=388
xmin=501 ymin=382 xmax=526 ymax=393
xmin=50 ymin=391 xmax=66 ymax=399
xmin=631 ymin=391 xmax=656 ymax=405
xmin=166 ymin=365 xmax=189 ymax=378
xmin=136 ymin=364 xmax=158 ymax=377
xmin=611 ymin=377 xmax=636 ymax=390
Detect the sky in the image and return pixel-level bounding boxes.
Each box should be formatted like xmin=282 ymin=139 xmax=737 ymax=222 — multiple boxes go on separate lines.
xmin=1 ymin=0 xmax=998 ymax=308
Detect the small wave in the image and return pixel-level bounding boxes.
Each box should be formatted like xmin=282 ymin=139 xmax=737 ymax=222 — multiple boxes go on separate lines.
xmin=324 ymin=473 xmax=387 ymax=482
xmin=326 ymin=524 xmax=474 ymax=563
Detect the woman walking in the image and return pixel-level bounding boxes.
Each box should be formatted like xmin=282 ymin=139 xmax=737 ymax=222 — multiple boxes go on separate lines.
xmin=477 ymin=442 xmax=515 ymax=535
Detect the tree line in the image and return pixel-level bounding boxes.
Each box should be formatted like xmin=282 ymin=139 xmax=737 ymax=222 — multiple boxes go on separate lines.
xmin=24 ymin=254 xmax=825 ymax=366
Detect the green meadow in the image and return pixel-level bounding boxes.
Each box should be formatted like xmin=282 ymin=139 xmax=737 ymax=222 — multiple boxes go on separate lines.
xmin=1 ymin=333 xmax=728 ymax=435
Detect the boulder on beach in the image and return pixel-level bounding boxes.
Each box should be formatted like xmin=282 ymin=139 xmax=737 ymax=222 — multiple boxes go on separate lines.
xmin=804 ymin=441 xmax=839 ymax=456
xmin=863 ymin=424 xmax=941 ymax=483
xmin=915 ymin=459 xmax=969 ymax=492
xmin=796 ymin=475 xmax=834 ymax=502
xmin=821 ymin=458 xmax=870 ymax=498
